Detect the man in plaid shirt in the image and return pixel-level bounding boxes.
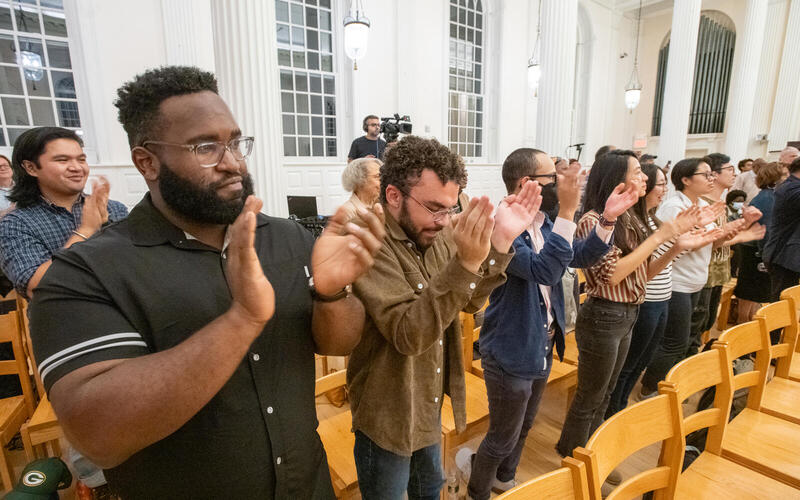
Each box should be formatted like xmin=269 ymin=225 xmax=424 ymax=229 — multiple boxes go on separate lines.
xmin=0 ymin=127 xmax=127 ymax=299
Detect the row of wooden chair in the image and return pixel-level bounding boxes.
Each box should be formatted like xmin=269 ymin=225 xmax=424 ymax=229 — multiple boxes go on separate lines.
xmin=495 ymin=284 xmax=800 ymax=499
xmin=0 ymin=294 xmax=62 ymax=490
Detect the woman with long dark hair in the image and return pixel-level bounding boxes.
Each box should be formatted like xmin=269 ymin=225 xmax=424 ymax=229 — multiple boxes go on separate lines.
xmin=605 ymin=164 xmax=720 ymax=417
xmin=556 ymin=151 xmax=700 ymax=458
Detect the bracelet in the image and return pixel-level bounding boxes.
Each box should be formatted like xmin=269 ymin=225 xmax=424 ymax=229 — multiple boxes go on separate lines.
xmin=598 ymin=214 xmax=616 ymax=229
xmin=308 ymin=277 xmax=352 ymax=302
xmin=72 ymin=230 xmax=89 ymax=240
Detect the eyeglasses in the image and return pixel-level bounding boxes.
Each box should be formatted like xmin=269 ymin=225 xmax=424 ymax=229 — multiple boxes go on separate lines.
xmin=525 ymin=173 xmax=558 ymax=184
xmin=404 ymin=192 xmax=461 ymax=223
xmin=142 ymin=136 xmax=255 ymax=168
xmin=655 ymin=181 xmax=668 ymax=187
xmin=692 ymin=172 xmax=715 ymax=180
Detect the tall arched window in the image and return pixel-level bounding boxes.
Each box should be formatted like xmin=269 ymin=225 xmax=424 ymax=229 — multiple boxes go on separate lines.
xmin=0 ymin=1 xmax=82 ymax=148
xmin=652 ymin=11 xmax=735 ymax=136
xmin=275 ymin=0 xmax=337 ymax=157
xmin=448 ymin=0 xmax=484 ymax=158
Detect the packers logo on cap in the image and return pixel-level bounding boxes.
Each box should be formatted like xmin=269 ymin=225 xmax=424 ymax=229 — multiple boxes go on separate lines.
xmin=22 ymin=471 xmax=46 ymax=487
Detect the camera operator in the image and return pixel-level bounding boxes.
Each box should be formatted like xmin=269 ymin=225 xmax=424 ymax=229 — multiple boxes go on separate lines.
xmin=347 ymin=114 xmax=386 ymax=163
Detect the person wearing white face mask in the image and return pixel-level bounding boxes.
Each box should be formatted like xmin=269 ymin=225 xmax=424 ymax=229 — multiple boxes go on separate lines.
xmin=726 ymin=190 xmax=747 ymax=221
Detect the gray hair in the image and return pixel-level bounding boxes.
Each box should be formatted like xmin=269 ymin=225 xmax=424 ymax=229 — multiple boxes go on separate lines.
xmin=342 ymin=157 xmax=383 ymax=192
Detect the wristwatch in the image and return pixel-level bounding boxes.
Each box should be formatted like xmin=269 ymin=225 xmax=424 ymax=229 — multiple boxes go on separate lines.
xmin=308 ymin=277 xmax=352 ymax=302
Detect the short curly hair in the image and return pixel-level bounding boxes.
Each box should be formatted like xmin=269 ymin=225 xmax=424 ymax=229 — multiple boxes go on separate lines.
xmin=342 ymin=157 xmax=383 ymax=192
xmin=114 ymin=66 xmax=219 ymax=148
xmin=380 ymin=136 xmax=467 ymax=203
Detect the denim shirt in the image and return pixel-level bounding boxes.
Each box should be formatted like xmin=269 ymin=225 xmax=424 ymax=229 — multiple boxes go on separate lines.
xmin=480 ymin=216 xmax=611 ymax=379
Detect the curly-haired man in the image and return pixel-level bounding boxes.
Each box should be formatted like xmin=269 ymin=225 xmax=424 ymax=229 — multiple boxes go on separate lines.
xmin=347 ymin=135 xmax=543 ymax=498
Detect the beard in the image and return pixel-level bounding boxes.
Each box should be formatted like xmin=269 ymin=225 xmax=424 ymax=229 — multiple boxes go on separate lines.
xmin=158 ymin=162 xmax=254 ymax=225
xmin=398 ymin=198 xmax=439 ymax=250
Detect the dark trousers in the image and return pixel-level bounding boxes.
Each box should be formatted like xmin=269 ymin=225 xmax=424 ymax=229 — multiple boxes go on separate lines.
xmin=686 ymin=285 xmax=722 ymax=358
xmin=641 ymin=290 xmax=702 ymax=392
xmin=353 ymin=430 xmax=444 ymax=500
xmin=556 ymin=297 xmax=638 ymax=457
xmin=606 ymin=299 xmax=669 ymax=418
xmin=467 ymin=354 xmax=551 ymax=500
xmin=770 ymin=264 xmax=800 ymax=302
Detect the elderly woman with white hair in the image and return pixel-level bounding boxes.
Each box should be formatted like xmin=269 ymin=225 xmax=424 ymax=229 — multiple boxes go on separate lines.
xmin=340 ymin=157 xmax=382 ymax=221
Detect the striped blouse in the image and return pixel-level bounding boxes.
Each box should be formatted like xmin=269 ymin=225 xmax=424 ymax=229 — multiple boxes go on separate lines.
xmin=578 ymin=210 xmax=648 ymax=304
xmin=644 ymin=216 xmax=674 ymax=302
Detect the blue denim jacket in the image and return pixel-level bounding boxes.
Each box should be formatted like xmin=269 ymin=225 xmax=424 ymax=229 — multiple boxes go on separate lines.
xmin=480 ymin=216 xmax=611 ymax=379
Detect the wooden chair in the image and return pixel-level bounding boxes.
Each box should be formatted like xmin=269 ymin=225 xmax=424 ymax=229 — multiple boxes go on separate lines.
xmin=15 ymin=299 xmax=63 ymax=462
xmin=752 ymin=299 xmax=800 ymax=424
xmin=494 ymin=457 xmax=589 ymax=500
xmin=715 ymin=278 xmax=737 ymax=331
xmin=0 ymin=310 xmax=37 ymax=489
xmin=715 ymin=320 xmax=800 ymax=487
xmin=315 ymin=368 xmax=358 ymax=498
xmin=780 ymin=285 xmax=800 ymax=382
xmin=573 ymin=393 xmax=682 ymax=500
xmin=661 ymin=346 xmax=799 ymax=498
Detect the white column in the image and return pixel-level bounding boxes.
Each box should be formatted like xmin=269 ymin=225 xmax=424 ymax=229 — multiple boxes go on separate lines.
xmin=657 ymin=0 xmax=702 ymax=166
xmin=723 ymin=0 xmax=768 ymax=165
xmin=768 ymin=0 xmax=800 ymax=152
xmin=210 ymin=0 xmax=287 ymax=217
xmin=535 ymin=0 xmax=577 ymax=156
xmin=161 ymin=0 xmax=216 ymax=71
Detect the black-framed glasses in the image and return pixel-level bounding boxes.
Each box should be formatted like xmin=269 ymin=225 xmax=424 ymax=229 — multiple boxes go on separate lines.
xmin=404 ymin=192 xmax=461 ymax=223
xmin=692 ymin=171 xmax=715 ymax=180
xmin=525 ymin=173 xmax=558 ymax=184
xmin=142 ymin=136 xmax=255 ymax=168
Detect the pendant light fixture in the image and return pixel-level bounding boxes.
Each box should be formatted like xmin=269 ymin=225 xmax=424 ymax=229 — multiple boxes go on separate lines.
xmin=527 ymin=0 xmax=542 ymax=97
xmin=343 ymin=0 xmax=370 ymax=70
xmin=624 ymin=0 xmax=643 ymax=111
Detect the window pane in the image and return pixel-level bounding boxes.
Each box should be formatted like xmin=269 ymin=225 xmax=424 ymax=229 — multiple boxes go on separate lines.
xmin=0 ymin=133 xmax=5 ymax=147
xmin=291 ymin=26 xmax=304 ymax=47
xmin=280 ymin=69 xmax=293 ymax=90
xmin=281 ymin=92 xmax=294 ymax=112
xmin=324 ymin=117 xmax=335 ymax=136
xmin=282 ymin=114 xmax=295 ymax=134
xmin=311 ymin=116 xmax=322 ymax=134
xmin=46 ymin=40 xmax=71 ymax=68
xmin=56 ymin=99 xmax=80 ymax=127
xmin=310 ymin=94 xmax=322 ymax=115
xmin=40 ymin=0 xmax=63 ymax=8
xmin=283 ymin=136 xmax=297 ymax=156
xmin=323 ymin=75 xmax=334 ymax=95
xmin=0 ymin=66 xmax=23 ymax=95
xmin=312 ymin=137 xmax=323 ymax=156
xmin=30 ymin=98 xmax=55 ymax=126
xmin=306 ymin=29 xmax=318 ymax=50
xmin=0 ymin=33 xmax=15 ymax=63
xmin=319 ymin=9 xmax=330 ymax=30
xmin=295 ymin=93 xmax=308 ymax=113
xmin=297 ymin=115 xmax=309 ymax=134
xmin=306 ymin=51 xmax=319 ymax=70
xmin=18 ymin=36 xmax=44 ymax=60
xmin=275 ymin=0 xmax=289 ymax=22
xmin=8 ymin=128 xmax=26 ymax=146
xmin=298 ymin=137 xmax=311 ymax=156
xmin=26 ymin=71 xmax=51 ymax=97
xmin=319 ymin=0 xmax=330 ymax=9
xmin=320 ymin=54 xmax=332 ymax=72
xmin=324 ymin=96 xmax=335 ymax=115
xmin=294 ymin=72 xmax=308 ymax=91
xmin=305 ymin=7 xmax=317 ymax=28
xmin=277 ymin=48 xmax=291 ymax=66
xmin=309 ymin=74 xmax=321 ymax=93
xmin=325 ymin=138 xmax=336 ymax=156
xmin=15 ymin=7 xmax=40 ymax=33
xmin=42 ymin=10 xmax=67 ymax=36
xmin=320 ymin=32 xmax=331 ymax=53
xmin=290 ymin=2 xmax=303 ymax=24
xmin=2 ymin=97 xmax=29 ymax=125
xmin=276 ymin=23 xmax=290 ymax=44
xmin=292 ymin=50 xmax=305 ymax=68
xmin=0 ymin=4 xmax=11 ymax=29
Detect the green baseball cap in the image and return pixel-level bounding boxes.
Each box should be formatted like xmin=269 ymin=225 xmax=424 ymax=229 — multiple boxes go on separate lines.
xmin=3 ymin=458 xmax=72 ymax=500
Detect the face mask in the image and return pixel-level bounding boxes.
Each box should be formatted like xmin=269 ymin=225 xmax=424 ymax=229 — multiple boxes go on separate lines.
xmin=732 ymin=201 xmax=743 ymax=212
xmin=540 ymin=182 xmax=560 ymax=221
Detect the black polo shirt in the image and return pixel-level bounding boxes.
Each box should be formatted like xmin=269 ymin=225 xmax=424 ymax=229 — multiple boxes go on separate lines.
xmin=30 ymin=194 xmax=335 ymax=499
xmin=347 ymin=136 xmax=386 ymax=160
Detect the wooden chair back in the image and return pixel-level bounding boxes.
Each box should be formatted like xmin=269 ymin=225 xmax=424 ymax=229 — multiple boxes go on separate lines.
xmin=15 ymin=298 xmax=46 ymax=398
xmin=717 ymin=320 xmax=770 ymax=410
xmin=315 ymin=369 xmax=347 ymax=398
xmin=755 ymin=299 xmax=799 ymax=378
xmin=496 ymin=457 xmax=590 ymax=500
xmin=573 ymin=394 xmax=681 ymax=500
xmin=0 ymin=310 xmax=37 ymax=416
xmin=662 ymin=345 xmax=734 ymax=455
xmin=459 ymin=300 xmax=487 ymax=372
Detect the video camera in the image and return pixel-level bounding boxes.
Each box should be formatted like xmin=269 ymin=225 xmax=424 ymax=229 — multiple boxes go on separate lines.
xmin=380 ymin=114 xmax=412 ymax=144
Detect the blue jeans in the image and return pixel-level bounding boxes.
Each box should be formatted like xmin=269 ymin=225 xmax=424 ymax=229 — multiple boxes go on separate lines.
xmin=556 ymin=297 xmax=638 ymax=457
xmin=467 ymin=353 xmax=551 ymax=500
xmin=353 ymin=430 xmax=444 ymax=500
xmin=606 ymin=299 xmax=669 ymax=417
xmin=641 ymin=290 xmax=702 ymax=392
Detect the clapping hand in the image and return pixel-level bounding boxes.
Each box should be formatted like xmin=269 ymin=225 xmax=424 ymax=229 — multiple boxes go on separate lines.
xmin=602 ymin=183 xmax=639 ymax=221
xmin=311 ymin=203 xmax=386 ymax=296
xmin=557 ymin=161 xmax=585 ymax=218
xmin=492 ymin=180 xmax=543 ymax=253
xmin=79 ymin=176 xmax=110 ymax=236
xmin=697 ymin=201 xmax=726 ymax=226
xmin=452 ymin=196 xmax=495 ymax=273
xmin=741 ymin=205 xmax=762 ymax=225
xmin=676 ymin=227 xmax=724 ymax=251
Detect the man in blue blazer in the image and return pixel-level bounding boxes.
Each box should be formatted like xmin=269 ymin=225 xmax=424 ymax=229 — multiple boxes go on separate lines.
xmin=457 ymin=148 xmax=639 ymax=500
xmin=764 ymin=156 xmax=800 ymax=301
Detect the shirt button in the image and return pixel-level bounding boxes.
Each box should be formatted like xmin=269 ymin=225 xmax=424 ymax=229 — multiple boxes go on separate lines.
xmin=253 ymin=353 xmax=260 ymax=361
xmin=469 ymin=283 xmax=476 ymax=290
xmin=489 ymin=259 xmax=496 ymax=265
xmin=407 ymin=242 xmax=413 ymax=248
xmin=267 ymin=406 xmax=274 ymax=414
xmin=417 ymin=283 xmax=423 ymax=289
xmin=222 ymin=253 xmax=227 ymax=259
xmin=276 ymin=457 xmax=282 ymax=465
xmin=437 ymin=368 xmax=441 ymax=374
xmin=434 ymin=397 xmax=439 ymax=403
